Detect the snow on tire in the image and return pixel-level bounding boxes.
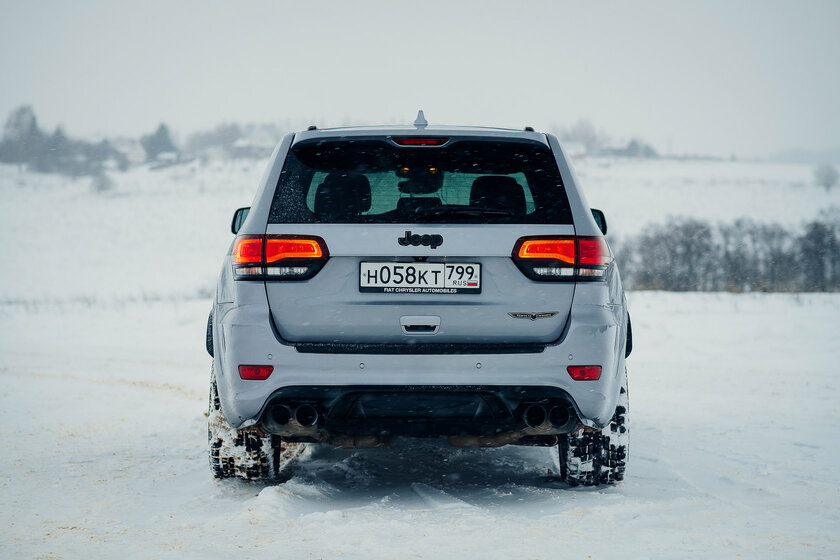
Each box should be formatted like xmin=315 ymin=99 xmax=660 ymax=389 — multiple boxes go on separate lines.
xmin=207 ymin=365 xmax=302 ymax=481
xmin=558 ymin=368 xmax=629 ymax=486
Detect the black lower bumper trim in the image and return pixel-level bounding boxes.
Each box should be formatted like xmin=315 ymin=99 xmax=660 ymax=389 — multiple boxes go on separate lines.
xmin=294 ymin=342 xmax=546 ymax=354
xmin=259 ymin=385 xmax=579 ymax=438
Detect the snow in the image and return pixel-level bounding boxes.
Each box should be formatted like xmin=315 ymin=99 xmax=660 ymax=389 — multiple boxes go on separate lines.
xmin=575 ymin=157 xmax=840 ymax=238
xmin=1 ymin=158 xmax=839 ymax=558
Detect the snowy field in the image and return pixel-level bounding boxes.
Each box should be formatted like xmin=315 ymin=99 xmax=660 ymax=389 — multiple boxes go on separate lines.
xmin=1 ymin=157 xmax=839 ymax=558
xmin=577 ymin=157 xmax=839 ymax=237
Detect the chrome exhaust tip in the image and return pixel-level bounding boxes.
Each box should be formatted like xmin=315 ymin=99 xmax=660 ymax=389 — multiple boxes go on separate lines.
xmin=548 ymin=405 xmax=571 ymax=428
xmin=523 ymin=404 xmax=547 ymax=428
xmin=294 ymin=404 xmax=319 ymax=427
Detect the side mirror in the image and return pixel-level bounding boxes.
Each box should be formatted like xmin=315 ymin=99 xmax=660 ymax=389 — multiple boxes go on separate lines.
xmin=591 ymin=208 xmax=607 ymax=235
xmin=231 ymin=207 xmax=250 ymax=234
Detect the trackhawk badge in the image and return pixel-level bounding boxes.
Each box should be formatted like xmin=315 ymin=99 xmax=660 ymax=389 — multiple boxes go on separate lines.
xmin=508 ymin=312 xmax=559 ymax=321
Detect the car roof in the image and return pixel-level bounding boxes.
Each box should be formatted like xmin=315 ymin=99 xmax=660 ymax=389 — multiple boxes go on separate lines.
xmin=292 ymin=125 xmax=549 ymax=145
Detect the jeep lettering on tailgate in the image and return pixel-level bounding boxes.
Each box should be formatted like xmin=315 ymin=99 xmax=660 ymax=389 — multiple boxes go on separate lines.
xmin=398 ymin=231 xmax=443 ymax=249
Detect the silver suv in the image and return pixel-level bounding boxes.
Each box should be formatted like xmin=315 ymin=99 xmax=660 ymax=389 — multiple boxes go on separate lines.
xmin=206 ymin=114 xmax=631 ymax=486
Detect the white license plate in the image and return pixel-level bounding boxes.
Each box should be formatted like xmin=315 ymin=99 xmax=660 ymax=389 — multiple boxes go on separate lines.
xmin=360 ymin=262 xmax=481 ymax=294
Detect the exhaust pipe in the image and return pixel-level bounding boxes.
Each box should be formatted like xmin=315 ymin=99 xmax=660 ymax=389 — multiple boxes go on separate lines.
xmin=329 ymin=435 xmax=390 ymax=449
xmin=523 ymin=404 xmax=547 ymax=428
xmin=262 ymin=403 xmax=293 ymax=434
xmin=548 ymin=405 xmax=570 ymax=428
xmin=271 ymin=404 xmax=293 ymax=425
xmin=294 ymin=404 xmax=319 ymax=427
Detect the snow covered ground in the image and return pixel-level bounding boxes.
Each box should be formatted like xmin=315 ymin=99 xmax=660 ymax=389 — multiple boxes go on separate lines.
xmin=1 ymin=158 xmax=839 ymax=558
xmin=2 ymin=293 xmax=837 ymax=558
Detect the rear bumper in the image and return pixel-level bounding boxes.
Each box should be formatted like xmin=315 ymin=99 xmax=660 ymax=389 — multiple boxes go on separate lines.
xmin=214 ymin=290 xmax=626 ymax=432
xmin=257 ymin=384 xmax=581 ymax=443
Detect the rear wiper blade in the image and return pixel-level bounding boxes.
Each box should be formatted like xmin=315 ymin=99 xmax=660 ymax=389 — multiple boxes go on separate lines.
xmin=414 ymin=206 xmax=515 ymax=220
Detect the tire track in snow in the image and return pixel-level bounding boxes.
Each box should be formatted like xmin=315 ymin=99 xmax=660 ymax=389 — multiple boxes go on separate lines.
xmin=410 ymin=482 xmax=474 ymax=510
xmin=0 ymin=366 xmax=202 ymax=400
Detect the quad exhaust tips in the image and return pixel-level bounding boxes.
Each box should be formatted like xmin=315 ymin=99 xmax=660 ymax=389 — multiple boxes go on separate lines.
xmin=448 ymin=403 xmax=577 ymax=448
xmin=522 ymin=403 xmax=574 ymax=432
xmin=262 ymin=403 xmax=319 ymax=434
xmin=261 ymin=399 xmax=579 ymax=445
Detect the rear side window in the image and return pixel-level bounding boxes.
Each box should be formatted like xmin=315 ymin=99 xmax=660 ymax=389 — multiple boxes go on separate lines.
xmin=268 ymin=138 xmax=572 ymax=224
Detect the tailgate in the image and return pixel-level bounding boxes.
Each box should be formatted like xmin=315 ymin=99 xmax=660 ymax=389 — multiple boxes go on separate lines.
xmin=265 ymin=224 xmax=575 ymax=344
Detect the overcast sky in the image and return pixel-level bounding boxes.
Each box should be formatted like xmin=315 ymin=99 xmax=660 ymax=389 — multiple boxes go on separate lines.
xmin=1 ymin=0 xmax=838 ymax=157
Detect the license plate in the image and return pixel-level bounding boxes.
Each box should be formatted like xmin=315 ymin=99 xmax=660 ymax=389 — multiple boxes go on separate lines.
xmin=360 ymin=262 xmax=481 ymax=294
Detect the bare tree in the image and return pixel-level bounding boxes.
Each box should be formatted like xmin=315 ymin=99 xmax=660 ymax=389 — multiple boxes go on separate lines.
xmin=141 ymin=124 xmax=177 ymax=161
xmin=815 ymin=164 xmax=839 ymax=192
xmin=557 ymin=119 xmax=609 ymax=154
xmin=618 ymin=214 xmax=840 ymax=293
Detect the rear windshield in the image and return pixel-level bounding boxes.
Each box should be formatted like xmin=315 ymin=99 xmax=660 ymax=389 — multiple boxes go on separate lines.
xmin=268 ymin=138 xmax=572 ymax=224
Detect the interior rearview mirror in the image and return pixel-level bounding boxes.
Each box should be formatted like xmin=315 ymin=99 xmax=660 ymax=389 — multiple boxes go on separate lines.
xmin=591 ymin=208 xmax=607 ymax=235
xmin=231 ymin=207 xmax=250 ymax=234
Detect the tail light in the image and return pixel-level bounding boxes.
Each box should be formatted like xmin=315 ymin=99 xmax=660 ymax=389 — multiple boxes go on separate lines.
xmin=232 ymin=235 xmax=329 ymax=280
xmin=512 ymin=236 xmax=610 ymax=281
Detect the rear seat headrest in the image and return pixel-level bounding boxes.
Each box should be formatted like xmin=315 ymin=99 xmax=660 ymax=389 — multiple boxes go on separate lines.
xmin=314 ymin=172 xmax=371 ymax=220
xmin=470 ymin=175 xmax=526 ymax=216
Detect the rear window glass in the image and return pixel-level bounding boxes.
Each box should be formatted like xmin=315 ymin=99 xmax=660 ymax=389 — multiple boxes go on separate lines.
xmin=268 ymin=138 xmax=572 ymax=224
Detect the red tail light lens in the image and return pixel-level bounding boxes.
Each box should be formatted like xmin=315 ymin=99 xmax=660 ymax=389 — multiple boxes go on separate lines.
xmin=567 ymin=365 xmax=602 ymax=380
xmin=516 ymin=239 xmax=576 ymax=264
xmin=578 ymin=237 xmax=610 ymax=266
xmin=232 ymin=236 xmax=264 ymax=264
xmin=265 ymin=238 xmax=324 ymax=262
xmin=391 ymin=137 xmax=450 ymax=146
xmin=239 ymin=365 xmax=274 ymax=380
xmin=512 ymin=236 xmax=611 ymax=281
xmin=232 ymin=235 xmax=328 ymax=281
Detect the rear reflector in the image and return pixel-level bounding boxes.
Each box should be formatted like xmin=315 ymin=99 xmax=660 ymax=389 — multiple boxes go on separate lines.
xmin=391 ymin=137 xmax=449 ymax=146
xmin=239 ymin=365 xmax=274 ymax=380
xmin=567 ymin=365 xmax=602 ymax=381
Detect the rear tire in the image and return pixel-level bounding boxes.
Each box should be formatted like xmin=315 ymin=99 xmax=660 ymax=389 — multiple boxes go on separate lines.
xmin=205 ymin=312 xmax=214 ymax=357
xmin=558 ymin=368 xmax=629 ymax=486
xmin=208 ymin=365 xmax=301 ymax=481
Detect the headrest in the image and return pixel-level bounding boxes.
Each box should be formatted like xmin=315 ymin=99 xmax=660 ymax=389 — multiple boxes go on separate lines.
xmin=314 ymin=172 xmax=371 ymax=220
xmin=397 ymin=197 xmax=442 ymax=214
xmin=469 ymin=175 xmax=526 ymax=216
xmin=397 ymin=176 xmax=442 ymax=195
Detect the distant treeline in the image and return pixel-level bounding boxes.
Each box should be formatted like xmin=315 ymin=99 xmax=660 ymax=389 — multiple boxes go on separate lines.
xmin=0 ymin=105 xmax=290 ymax=177
xmin=0 ymin=106 xmax=131 ymax=176
xmin=615 ymin=213 xmax=840 ymax=292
